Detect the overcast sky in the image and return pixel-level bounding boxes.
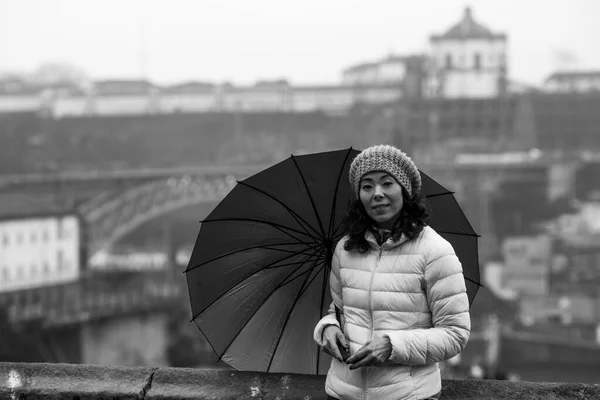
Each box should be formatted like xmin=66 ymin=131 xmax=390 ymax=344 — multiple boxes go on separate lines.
xmin=1 ymin=0 xmax=599 ymax=86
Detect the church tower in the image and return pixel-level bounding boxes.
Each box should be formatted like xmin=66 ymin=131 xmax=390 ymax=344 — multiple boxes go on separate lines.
xmin=427 ymin=7 xmax=507 ymax=98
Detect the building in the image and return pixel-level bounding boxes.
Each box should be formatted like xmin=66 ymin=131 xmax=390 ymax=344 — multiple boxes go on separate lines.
xmin=513 ymin=92 xmax=600 ymax=153
xmin=427 ymin=7 xmax=508 ymax=98
xmin=544 ymin=71 xmax=600 ymax=93
xmin=0 ymin=215 xmax=80 ymax=293
xmin=502 ymin=235 xmax=552 ymax=296
xmin=393 ymin=97 xmax=519 ymax=156
xmin=341 ymin=54 xmax=427 ymax=98
xmin=0 ymin=193 xmax=81 ymax=293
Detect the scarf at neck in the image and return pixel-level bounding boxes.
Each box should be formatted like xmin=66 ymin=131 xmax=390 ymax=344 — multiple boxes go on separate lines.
xmin=371 ymin=226 xmax=393 ymax=246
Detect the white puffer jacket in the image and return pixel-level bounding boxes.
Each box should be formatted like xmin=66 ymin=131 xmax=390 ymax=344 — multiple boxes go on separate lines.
xmin=314 ymin=226 xmax=471 ymax=400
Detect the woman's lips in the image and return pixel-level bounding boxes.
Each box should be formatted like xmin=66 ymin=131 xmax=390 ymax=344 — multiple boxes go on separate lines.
xmin=372 ymin=204 xmax=389 ymax=210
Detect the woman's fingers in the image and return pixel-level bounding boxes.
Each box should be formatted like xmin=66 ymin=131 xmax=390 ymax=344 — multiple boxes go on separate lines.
xmin=348 ymin=353 xmax=373 ymax=370
xmin=346 ymin=345 xmax=369 ymax=364
xmin=336 ymin=331 xmax=349 ymax=349
xmin=323 ymin=338 xmax=343 ymax=362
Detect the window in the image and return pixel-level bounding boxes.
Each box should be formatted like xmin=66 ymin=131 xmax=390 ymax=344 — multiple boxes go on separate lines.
xmin=499 ymin=52 xmax=506 ymax=68
xmin=1 ymin=233 xmax=7 ymax=246
xmin=31 ymin=232 xmax=37 ymax=244
xmin=445 ymin=54 xmax=453 ymax=69
xmin=57 ymin=250 xmax=64 ymax=271
xmin=42 ymin=230 xmax=49 ymax=242
xmin=58 ymin=219 xmax=70 ymax=240
xmin=474 ymin=53 xmax=481 ymax=70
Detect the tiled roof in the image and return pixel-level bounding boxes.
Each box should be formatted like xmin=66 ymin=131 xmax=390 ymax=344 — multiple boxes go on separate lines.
xmin=342 ymin=62 xmax=377 ymax=74
xmin=431 ymin=7 xmax=506 ymax=41
xmin=162 ymin=81 xmax=215 ymax=94
xmin=0 ymin=192 xmax=75 ymax=221
xmin=342 ymin=54 xmax=424 ymax=75
xmin=92 ymin=79 xmax=159 ymax=95
xmin=545 ymin=71 xmax=600 ymax=82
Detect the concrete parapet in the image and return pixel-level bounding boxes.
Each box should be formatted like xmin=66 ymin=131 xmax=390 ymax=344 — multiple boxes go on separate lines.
xmin=1 ymin=362 xmax=599 ymax=399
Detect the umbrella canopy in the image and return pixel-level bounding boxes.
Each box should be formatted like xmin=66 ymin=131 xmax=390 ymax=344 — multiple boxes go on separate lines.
xmin=185 ymin=148 xmax=480 ymax=375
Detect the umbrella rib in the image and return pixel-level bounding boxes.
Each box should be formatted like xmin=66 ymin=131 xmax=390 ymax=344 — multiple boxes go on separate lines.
xmin=236 ymin=180 xmax=321 ymax=238
xmin=200 ymin=218 xmax=316 ymax=242
xmin=274 ymin=246 xmax=326 ymax=290
xmin=185 ymin=242 xmax=320 ymax=272
xmin=267 ymin=261 xmax=316 ymax=372
xmin=275 ymin=260 xmax=320 ymax=291
xmin=316 ymin=255 xmax=330 ymax=374
xmin=425 ymin=191 xmax=454 ymax=199
xmin=209 ymin=249 xmax=323 ymax=360
xmin=190 ymin=247 xmax=323 ymax=320
xmin=328 ymin=147 xmax=354 ymax=238
xmin=465 ymin=276 xmax=483 ymax=287
xmin=260 ymin=244 xmax=325 ymax=257
xmin=290 ymin=154 xmax=327 ymax=239
xmin=436 ymin=230 xmax=481 ymax=238
xmin=295 ymin=257 xmax=327 ymax=299
xmin=429 ymin=195 xmax=479 ymax=235
xmin=263 ymin=250 xmax=323 ymax=271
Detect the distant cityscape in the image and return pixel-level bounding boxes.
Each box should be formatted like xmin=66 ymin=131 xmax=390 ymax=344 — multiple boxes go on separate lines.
xmin=0 ymin=7 xmax=599 ymax=117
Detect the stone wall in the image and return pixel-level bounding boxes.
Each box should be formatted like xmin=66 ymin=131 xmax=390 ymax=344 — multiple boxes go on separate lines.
xmin=1 ymin=362 xmax=599 ymax=399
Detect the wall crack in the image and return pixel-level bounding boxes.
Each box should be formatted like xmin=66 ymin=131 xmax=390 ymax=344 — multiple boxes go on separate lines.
xmin=137 ymin=367 xmax=159 ymax=400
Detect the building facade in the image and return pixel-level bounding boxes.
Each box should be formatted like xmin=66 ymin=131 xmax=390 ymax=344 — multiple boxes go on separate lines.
xmin=0 ymin=215 xmax=80 ymax=293
xmin=427 ymin=7 xmax=508 ymax=98
xmin=544 ymin=71 xmax=600 ymax=93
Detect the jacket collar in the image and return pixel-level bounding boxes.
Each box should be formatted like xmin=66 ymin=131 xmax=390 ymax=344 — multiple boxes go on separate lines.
xmin=365 ymin=227 xmax=409 ymax=251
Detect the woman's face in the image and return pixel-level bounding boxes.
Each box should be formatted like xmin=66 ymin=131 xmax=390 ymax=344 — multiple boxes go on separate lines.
xmin=359 ymin=171 xmax=404 ymax=229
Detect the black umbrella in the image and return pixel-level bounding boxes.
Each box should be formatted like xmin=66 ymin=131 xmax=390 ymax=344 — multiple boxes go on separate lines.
xmin=185 ymin=148 xmax=480 ymax=375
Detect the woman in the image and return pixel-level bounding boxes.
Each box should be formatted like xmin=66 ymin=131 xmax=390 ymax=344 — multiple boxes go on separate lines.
xmin=313 ymin=144 xmax=471 ymax=400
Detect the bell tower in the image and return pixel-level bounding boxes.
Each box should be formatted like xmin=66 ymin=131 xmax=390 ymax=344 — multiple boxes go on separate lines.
xmin=427 ymin=7 xmax=508 ymax=98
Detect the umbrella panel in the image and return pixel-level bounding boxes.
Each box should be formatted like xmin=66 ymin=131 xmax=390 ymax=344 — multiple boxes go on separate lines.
xmin=187 ymin=237 xmax=322 ymax=321
xmin=190 ymin=189 xmax=322 ymax=266
xmin=267 ymin=267 xmax=328 ymax=374
xmin=234 ymin=149 xmax=357 ymax=241
xmin=219 ymin=272 xmax=308 ymax=371
xmin=426 ymin=195 xmax=477 ymax=236
xmin=195 ymin=252 xmax=316 ymax=355
xmin=220 ymin=259 xmax=331 ymax=374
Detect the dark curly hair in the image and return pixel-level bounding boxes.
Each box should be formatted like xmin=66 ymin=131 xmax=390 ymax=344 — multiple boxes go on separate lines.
xmin=341 ymin=188 xmax=430 ymax=253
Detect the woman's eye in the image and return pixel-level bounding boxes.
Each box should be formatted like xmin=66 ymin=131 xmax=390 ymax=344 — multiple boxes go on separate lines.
xmin=383 ymin=181 xmax=393 ymax=187
xmin=361 ymin=185 xmax=372 ymax=190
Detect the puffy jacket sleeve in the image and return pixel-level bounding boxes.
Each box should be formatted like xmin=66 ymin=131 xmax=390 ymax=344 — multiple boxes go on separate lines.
xmin=313 ymin=240 xmax=344 ymax=346
xmin=384 ymin=236 xmax=471 ymax=365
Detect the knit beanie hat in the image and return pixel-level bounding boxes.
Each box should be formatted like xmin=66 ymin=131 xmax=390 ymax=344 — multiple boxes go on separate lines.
xmin=349 ymin=144 xmax=422 ymax=198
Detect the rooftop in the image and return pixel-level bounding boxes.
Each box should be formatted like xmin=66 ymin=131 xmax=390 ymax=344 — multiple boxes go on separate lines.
xmin=431 ymin=7 xmax=506 ymax=41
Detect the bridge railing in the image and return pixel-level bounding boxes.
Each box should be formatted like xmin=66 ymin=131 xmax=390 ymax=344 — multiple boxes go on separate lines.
xmin=0 ymin=269 xmax=185 ymax=328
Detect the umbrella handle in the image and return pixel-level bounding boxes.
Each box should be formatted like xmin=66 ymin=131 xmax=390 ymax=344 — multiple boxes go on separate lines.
xmin=335 ymin=305 xmax=344 ymax=334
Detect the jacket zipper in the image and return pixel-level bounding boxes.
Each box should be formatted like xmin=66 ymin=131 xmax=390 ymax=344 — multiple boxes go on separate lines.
xmin=364 ymin=246 xmax=383 ymax=400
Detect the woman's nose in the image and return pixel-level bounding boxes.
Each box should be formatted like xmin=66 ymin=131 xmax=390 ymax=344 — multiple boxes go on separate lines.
xmin=374 ymin=191 xmax=384 ymax=200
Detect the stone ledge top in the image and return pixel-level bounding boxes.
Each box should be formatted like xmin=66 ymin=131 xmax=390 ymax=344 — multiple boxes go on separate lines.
xmin=1 ymin=362 xmax=599 ymax=399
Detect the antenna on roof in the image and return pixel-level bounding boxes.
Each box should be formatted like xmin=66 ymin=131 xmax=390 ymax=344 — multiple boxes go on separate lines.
xmin=139 ymin=10 xmax=148 ymax=80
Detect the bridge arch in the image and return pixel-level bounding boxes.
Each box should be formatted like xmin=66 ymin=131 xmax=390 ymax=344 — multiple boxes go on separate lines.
xmin=79 ymin=173 xmax=238 ymax=260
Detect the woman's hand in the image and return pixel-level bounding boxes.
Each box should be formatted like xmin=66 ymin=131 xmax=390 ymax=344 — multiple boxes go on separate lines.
xmin=321 ymin=325 xmax=349 ymax=362
xmin=346 ymin=336 xmax=392 ymax=370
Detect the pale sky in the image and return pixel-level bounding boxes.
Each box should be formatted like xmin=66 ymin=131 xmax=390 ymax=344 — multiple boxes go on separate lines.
xmin=1 ymin=0 xmax=599 ymax=86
